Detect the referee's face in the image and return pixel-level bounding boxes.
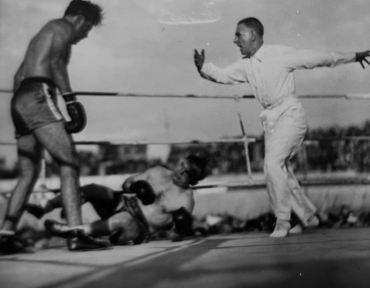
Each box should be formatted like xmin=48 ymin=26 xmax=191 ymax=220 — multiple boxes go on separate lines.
xmin=234 ymin=24 xmax=254 ymax=58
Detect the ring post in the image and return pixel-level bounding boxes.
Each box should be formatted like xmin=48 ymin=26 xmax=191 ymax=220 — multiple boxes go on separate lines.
xmin=234 ymin=97 xmax=252 ymax=178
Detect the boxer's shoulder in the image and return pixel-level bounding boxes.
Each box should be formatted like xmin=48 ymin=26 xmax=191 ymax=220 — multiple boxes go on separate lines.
xmin=146 ymin=166 xmax=172 ymax=180
xmin=41 ymin=19 xmax=75 ymax=41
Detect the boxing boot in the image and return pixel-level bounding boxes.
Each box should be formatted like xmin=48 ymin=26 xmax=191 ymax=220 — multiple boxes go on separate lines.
xmin=44 ymin=219 xmax=78 ymax=239
xmin=45 ymin=219 xmax=111 ymax=251
xmin=68 ymin=230 xmax=111 ymax=251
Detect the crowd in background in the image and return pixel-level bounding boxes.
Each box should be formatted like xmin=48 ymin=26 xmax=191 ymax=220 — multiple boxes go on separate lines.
xmin=2 ymin=121 xmax=370 ymax=179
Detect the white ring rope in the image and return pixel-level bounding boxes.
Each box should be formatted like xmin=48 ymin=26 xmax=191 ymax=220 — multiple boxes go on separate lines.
xmin=1 ymin=89 xmax=370 ymax=100
xmin=2 ymin=176 xmax=370 ymax=196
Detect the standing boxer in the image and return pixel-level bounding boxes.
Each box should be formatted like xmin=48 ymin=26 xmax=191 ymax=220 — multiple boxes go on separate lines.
xmin=27 ymin=154 xmax=210 ymax=244
xmin=194 ymin=17 xmax=370 ymax=237
xmin=0 ymin=0 xmax=109 ymax=253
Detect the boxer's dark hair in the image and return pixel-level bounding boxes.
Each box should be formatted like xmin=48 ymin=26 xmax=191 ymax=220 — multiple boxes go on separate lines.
xmin=64 ymin=0 xmax=103 ymax=26
xmin=238 ymin=17 xmax=264 ymax=37
xmin=186 ymin=152 xmax=211 ymax=182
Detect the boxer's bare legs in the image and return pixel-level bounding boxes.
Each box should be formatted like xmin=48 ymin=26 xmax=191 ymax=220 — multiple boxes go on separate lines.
xmin=1 ymin=134 xmax=42 ymax=232
xmin=33 ymin=121 xmax=82 ymax=227
xmin=76 ymin=211 xmax=141 ymax=242
xmin=26 ymin=184 xmax=122 ymax=220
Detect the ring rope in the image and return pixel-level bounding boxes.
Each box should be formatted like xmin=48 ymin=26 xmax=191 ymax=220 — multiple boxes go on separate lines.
xmin=1 ymin=89 xmax=370 ymax=100
xmin=0 ymin=138 xmax=256 ymax=146
xmin=2 ymin=176 xmax=370 ymax=195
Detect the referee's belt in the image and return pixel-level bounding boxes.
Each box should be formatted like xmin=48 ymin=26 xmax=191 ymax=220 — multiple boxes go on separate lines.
xmin=264 ymin=95 xmax=298 ymax=110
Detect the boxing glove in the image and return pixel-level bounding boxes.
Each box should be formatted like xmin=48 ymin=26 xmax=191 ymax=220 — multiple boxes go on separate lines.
xmin=129 ymin=180 xmax=156 ymax=205
xmin=171 ymin=207 xmax=193 ymax=242
xmin=62 ymin=92 xmax=87 ymax=134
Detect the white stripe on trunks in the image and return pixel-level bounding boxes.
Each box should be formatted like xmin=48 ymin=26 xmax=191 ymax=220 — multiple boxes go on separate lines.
xmin=42 ymin=83 xmax=63 ymax=120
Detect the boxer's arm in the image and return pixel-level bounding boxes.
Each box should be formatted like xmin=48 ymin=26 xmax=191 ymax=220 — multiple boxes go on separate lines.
xmin=49 ymin=25 xmax=87 ymax=133
xmin=49 ymin=25 xmax=73 ymax=94
xmin=121 ymin=167 xmax=164 ymax=191
xmin=171 ymin=207 xmax=193 ymax=242
xmin=170 ymin=194 xmax=194 ymax=242
xmin=122 ymin=172 xmax=147 ymax=192
xmin=128 ymin=180 xmax=156 ymax=205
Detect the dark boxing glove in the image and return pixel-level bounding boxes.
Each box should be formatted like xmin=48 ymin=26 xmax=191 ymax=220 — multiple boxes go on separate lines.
xmin=172 ymin=207 xmax=193 ymax=242
xmin=129 ymin=180 xmax=156 ymax=205
xmin=62 ymin=92 xmax=86 ymax=134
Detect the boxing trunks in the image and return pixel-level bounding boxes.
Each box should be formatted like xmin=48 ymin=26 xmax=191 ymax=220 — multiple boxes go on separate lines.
xmin=112 ymin=196 xmax=150 ymax=244
xmin=11 ymin=77 xmax=63 ymax=139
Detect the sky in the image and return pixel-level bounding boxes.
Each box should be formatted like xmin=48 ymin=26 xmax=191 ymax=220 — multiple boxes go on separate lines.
xmin=0 ymin=0 xmax=370 ymax=166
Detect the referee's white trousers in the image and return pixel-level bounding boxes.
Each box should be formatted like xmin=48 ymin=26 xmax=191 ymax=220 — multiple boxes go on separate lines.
xmin=260 ymin=99 xmax=317 ymax=226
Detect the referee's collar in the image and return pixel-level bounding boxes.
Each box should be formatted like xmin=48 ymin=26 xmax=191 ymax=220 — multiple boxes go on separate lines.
xmin=249 ymin=44 xmax=266 ymax=62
